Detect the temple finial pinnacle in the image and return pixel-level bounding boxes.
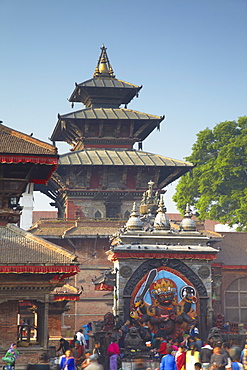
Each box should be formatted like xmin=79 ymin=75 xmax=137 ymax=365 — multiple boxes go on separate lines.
xmin=93 ymin=45 xmax=115 ymax=78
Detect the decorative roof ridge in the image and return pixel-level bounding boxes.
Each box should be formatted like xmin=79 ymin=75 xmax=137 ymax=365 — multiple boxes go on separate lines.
xmin=0 ymin=123 xmax=57 ymax=154
xmin=62 ymin=220 xmax=78 ymax=238
xmin=6 ymin=224 xmax=77 ymax=262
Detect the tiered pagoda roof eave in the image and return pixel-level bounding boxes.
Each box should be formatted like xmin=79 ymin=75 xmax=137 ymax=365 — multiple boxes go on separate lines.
xmin=51 ymin=107 xmax=164 ymax=143
xmin=69 ymin=77 xmax=142 ymax=106
xmin=59 ymin=108 xmax=163 ymax=121
xmin=59 ymin=149 xmax=192 ymax=167
xmin=57 ymin=149 xmax=193 ymax=187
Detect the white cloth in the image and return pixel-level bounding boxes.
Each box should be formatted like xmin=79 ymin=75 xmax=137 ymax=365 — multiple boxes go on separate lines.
xmin=76 ymin=331 xmax=86 ymax=346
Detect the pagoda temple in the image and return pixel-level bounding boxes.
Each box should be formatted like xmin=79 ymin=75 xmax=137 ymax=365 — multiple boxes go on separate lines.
xmin=38 ymin=45 xmax=193 ymax=220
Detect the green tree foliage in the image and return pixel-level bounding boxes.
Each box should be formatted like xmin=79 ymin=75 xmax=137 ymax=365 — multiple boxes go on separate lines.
xmin=173 ymin=116 xmax=247 ymax=231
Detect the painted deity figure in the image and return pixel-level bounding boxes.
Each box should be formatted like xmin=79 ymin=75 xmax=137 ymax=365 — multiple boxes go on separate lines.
xmin=130 ymin=269 xmax=197 ymax=341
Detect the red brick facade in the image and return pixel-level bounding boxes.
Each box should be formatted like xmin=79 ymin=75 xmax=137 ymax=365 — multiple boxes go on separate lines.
xmin=0 ymin=301 xmax=19 ymax=346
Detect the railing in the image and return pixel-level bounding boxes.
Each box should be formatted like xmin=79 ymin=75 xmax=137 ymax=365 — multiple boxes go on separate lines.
xmin=17 ymin=325 xmax=38 ymax=343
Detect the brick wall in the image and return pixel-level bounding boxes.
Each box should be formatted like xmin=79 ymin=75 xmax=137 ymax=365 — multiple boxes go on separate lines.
xmin=48 ymin=314 xmax=61 ymax=338
xmin=0 ymin=300 xmax=18 ymax=346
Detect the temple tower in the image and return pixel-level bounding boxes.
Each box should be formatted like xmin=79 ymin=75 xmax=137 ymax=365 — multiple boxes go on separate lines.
xmin=38 ymin=45 xmax=193 ymax=219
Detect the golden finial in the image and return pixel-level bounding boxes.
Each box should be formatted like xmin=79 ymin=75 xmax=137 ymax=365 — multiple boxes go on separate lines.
xmin=93 ymin=45 xmax=115 ymax=78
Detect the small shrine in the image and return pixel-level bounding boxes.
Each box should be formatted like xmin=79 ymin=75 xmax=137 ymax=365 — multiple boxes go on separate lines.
xmin=107 ymin=183 xmax=219 ymax=341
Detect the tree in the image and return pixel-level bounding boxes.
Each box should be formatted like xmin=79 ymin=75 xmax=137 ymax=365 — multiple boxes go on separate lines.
xmin=173 ymin=116 xmax=247 ymax=231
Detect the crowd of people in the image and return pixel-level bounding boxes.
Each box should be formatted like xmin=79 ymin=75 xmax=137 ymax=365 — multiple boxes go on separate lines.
xmin=49 ymin=324 xmax=247 ymax=370
xmin=159 ymin=339 xmax=247 ymax=370
xmin=2 ymin=323 xmax=247 ymax=370
xmin=56 ymin=326 xmax=111 ymax=370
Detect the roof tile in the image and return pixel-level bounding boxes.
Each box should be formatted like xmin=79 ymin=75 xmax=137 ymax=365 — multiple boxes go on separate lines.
xmin=0 ymin=123 xmax=57 ymax=155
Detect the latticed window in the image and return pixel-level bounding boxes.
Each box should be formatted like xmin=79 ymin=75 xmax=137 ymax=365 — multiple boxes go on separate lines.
xmin=225 ymin=277 xmax=247 ymax=323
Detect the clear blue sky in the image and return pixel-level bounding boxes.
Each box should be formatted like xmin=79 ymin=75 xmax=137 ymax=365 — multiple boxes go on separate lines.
xmin=1 ymin=0 xmax=246 ymax=212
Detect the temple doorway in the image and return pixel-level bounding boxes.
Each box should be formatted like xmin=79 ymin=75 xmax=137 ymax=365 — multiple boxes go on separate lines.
xmin=18 ymin=300 xmax=38 ymax=344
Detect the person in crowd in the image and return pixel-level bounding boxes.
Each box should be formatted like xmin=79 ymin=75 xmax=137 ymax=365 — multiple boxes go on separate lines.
xmin=107 ymin=338 xmax=120 ymax=370
xmin=170 ymin=340 xmax=179 ymax=352
xmin=82 ymin=324 xmax=92 ymax=349
xmin=200 ymin=342 xmax=213 ymax=370
xmin=70 ymin=334 xmax=78 ymax=347
xmin=105 ymin=332 xmax=114 ymax=352
xmin=34 ymin=353 xmax=51 ymax=370
xmin=160 ymin=347 xmax=177 ymax=370
xmin=175 ymin=346 xmax=186 ymax=370
xmin=57 ymin=338 xmax=70 ymax=354
xmin=194 ymin=335 xmax=203 ymax=352
xmin=231 ymin=357 xmax=244 ymax=370
xmin=85 ymin=355 xmax=103 ymax=370
xmin=189 ymin=325 xmax=199 ymax=340
xmin=195 ymin=363 xmax=202 ymax=370
xmin=186 ymin=344 xmax=200 ymax=370
xmin=73 ymin=341 xmax=84 ymax=367
xmin=222 ymin=343 xmax=232 ymax=370
xmin=59 ymin=350 xmax=76 ymax=370
xmin=224 ymin=322 xmax=230 ymax=333
xmin=229 ymin=341 xmax=242 ymax=362
xmin=210 ymin=344 xmax=228 ymax=370
xmin=2 ymin=343 xmax=19 ymax=370
xmin=92 ymin=342 xmax=104 ymax=366
xmin=158 ymin=336 xmax=167 ymax=357
xmin=119 ymin=320 xmax=131 ymax=348
xmin=241 ymin=343 xmax=247 ymax=369
xmin=81 ymin=351 xmax=92 ymax=369
xmin=76 ymin=329 xmax=87 ymax=348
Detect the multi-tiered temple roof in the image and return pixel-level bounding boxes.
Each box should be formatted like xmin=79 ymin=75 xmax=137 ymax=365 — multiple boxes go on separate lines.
xmin=41 ymin=46 xmax=193 ymax=220
xmin=51 ymin=45 xmax=164 ymax=151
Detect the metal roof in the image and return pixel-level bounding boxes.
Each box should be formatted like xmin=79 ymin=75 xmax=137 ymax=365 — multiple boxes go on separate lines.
xmin=77 ymin=77 xmax=140 ymax=89
xmin=60 ymin=108 xmax=163 ymax=121
xmin=59 ymin=149 xmax=193 ymax=167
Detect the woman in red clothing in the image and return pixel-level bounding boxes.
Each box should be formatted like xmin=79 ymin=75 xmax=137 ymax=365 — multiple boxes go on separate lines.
xmin=158 ymin=336 xmax=167 ymax=356
xmin=175 ymin=346 xmax=186 ymax=370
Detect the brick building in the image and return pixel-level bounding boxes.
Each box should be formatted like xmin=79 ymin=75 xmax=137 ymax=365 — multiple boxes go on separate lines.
xmin=0 ymin=122 xmax=79 ymax=366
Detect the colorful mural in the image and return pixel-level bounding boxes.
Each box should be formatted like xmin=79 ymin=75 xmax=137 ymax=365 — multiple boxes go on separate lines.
xmin=129 ymin=267 xmax=198 ymax=340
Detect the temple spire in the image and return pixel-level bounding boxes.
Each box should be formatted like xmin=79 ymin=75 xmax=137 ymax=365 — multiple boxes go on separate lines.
xmin=93 ymin=45 xmax=115 ymax=78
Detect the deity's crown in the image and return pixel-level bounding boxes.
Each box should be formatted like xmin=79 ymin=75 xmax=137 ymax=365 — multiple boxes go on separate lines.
xmin=151 ymin=278 xmax=176 ymax=294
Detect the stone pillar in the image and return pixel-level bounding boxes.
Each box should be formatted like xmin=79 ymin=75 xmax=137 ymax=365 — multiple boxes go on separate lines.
xmin=200 ymin=297 xmax=209 ymax=341
xmin=43 ymin=294 xmax=49 ymax=349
